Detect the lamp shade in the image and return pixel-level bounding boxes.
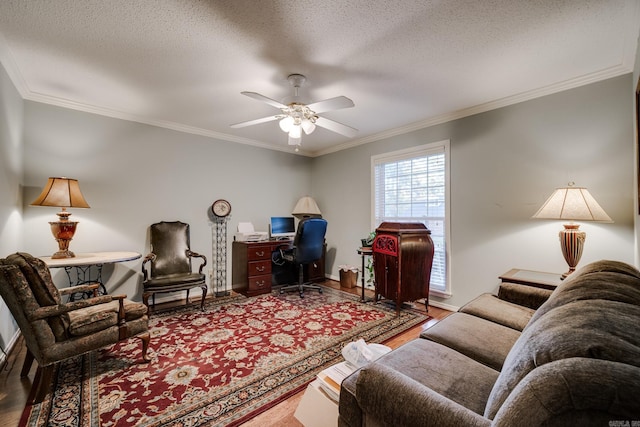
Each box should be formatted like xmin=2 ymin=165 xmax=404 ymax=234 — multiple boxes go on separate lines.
xmin=292 ymin=196 xmax=321 ymax=218
xmin=31 ymin=177 xmax=90 ymax=209
xmin=531 ymin=184 xmax=612 ymax=222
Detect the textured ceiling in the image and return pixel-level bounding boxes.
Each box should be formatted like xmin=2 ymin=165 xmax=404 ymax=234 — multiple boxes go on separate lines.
xmin=0 ymin=0 xmax=638 ymax=156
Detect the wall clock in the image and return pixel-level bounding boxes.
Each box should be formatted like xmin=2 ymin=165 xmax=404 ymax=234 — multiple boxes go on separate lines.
xmin=211 ymin=199 xmax=231 ymax=218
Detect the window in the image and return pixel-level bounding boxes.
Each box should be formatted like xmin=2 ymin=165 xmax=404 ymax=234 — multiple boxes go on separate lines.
xmin=371 ymin=140 xmax=450 ymax=296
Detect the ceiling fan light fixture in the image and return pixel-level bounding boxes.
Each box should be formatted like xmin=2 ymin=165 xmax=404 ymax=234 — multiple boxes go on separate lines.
xmin=279 ymin=116 xmax=294 ymax=132
xmin=301 ymin=119 xmax=316 ymax=135
xmin=289 ymin=124 xmax=302 ymax=139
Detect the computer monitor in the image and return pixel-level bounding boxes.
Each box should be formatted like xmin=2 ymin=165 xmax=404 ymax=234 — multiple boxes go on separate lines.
xmin=270 ymin=216 xmax=296 ymax=240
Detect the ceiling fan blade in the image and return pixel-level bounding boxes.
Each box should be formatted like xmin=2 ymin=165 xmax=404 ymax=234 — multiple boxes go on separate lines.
xmin=241 ymin=91 xmax=287 ymax=109
xmin=315 ymin=116 xmax=358 ymax=138
xmin=307 ymin=96 xmax=355 ymax=114
xmin=230 ymin=115 xmax=279 ymax=128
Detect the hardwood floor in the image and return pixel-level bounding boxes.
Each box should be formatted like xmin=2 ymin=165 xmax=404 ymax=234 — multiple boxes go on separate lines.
xmin=0 ymin=280 xmax=452 ymax=427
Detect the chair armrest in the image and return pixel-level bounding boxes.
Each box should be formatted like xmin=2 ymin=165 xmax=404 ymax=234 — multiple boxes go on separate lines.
xmin=354 ymin=364 xmax=490 ymax=427
xmin=141 ymin=253 xmax=155 ymax=281
xmin=498 ymin=282 xmax=553 ymax=310
xmin=110 ymin=294 xmax=127 ymax=322
xmin=28 ymin=295 xmax=115 ymax=321
xmin=58 ymin=282 xmax=100 ymax=296
xmin=187 ymin=250 xmax=207 ymax=274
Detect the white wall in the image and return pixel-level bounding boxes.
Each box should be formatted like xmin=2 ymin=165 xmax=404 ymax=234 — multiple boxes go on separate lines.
xmin=0 ymin=62 xmax=24 ymax=354
xmin=314 ymin=75 xmax=635 ymax=309
xmin=21 ymin=101 xmax=313 ymax=301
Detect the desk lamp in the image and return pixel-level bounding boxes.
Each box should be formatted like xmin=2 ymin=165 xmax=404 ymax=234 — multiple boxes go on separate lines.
xmin=292 ymin=196 xmax=322 ymax=219
xmin=532 ymin=182 xmax=612 ymax=279
xmin=31 ymin=177 xmax=90 ymax=259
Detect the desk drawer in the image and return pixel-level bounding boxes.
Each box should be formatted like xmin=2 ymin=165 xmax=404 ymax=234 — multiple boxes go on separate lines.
xmin=248 ymin=260 xmax=271 ymax=276
xmin=248 ymin=274 xmax=271 ymax=292
xmin=247 ymin=246 xmax=272 ymax=261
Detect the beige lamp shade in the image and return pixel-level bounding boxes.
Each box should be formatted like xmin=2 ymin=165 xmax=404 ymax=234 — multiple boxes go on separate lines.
xmin=531 ymin=184 xmax=612 ymax=222
xmin=532 ymin=182 xmax=612 ymax=279
xmin=31 ymin=177 xmax=90 ymax=259
xmin=292 ymin=196 xmax=322 ymax=219
xmin=31 ymin=177 xmax=90 ymax=209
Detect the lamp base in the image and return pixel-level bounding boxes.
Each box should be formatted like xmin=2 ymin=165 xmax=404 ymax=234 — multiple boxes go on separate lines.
xmin=559 ymin=223 xmax=586 ymax=280
xmin=51 ymin=249 xmax=76 ymax=259
xmin=49 ymin=220 xmax=78 ymax=259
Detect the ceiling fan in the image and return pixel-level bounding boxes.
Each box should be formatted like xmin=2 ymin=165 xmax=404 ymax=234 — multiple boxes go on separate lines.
xmin=231 ymin=74 xmax=357 ymax=150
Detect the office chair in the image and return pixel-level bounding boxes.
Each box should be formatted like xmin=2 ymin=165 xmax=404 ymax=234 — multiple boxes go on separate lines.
xmin=279 ymin=218 xmax=328 ymax=298
xmin=142 ymin=221 xmax=207 ymax=311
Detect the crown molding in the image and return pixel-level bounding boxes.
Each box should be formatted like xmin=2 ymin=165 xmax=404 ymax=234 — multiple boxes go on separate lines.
xmin=311 ymin=63 xmax=633 ymax=157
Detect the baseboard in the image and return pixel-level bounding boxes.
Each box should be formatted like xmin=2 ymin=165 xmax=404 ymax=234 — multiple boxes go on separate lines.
xmin=427 ymin=300 xmax=459 ymax=312
xmin=0 ymin=329 xmax=22 ymax=366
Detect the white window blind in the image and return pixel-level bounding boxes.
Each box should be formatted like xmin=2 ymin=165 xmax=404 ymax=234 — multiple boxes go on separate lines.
xmin=372 ymin=141 xmax=450 ymax=295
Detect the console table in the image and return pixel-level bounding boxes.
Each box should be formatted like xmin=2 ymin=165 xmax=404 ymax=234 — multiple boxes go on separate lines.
xmin=232 ymin=240 xmax=325 ymax=297
xmin=357 ymin=246 xmax=373 ymax=302
xmin=499 ymin=268 xmax=562 ymax=290
xmin=41 ymin=251 xmax=141 ymax=300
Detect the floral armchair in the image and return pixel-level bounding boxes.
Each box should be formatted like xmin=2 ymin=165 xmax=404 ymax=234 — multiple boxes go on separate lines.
xmin=0 ymin=252 xmax=150 ymax=403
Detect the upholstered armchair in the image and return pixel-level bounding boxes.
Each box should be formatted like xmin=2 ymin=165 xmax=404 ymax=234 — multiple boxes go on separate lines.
xmin=0 ymin=252 xmax=150 ymax=403
xmin=142 ymin=221 xmax=208 ymax=311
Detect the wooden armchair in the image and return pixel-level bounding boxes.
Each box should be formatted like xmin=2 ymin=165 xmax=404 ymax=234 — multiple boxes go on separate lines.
xmin=0 ymin=252 xmax=150 ymax=403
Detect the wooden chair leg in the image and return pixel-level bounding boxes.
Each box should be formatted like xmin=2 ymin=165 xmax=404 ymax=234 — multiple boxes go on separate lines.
xmin=200 ymin=285 xmax=207 ymax=311
xmin=138 ymin=332 xmax=151 ymax=363
xmin=30 ymin=364 xmax=54 ymax=404
xmin=21 ymin=348 xmax=35 ymax=377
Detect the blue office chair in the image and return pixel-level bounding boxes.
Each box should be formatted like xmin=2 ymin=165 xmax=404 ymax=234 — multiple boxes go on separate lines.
xmin=279 ymin=218 xmax=328 ymax=298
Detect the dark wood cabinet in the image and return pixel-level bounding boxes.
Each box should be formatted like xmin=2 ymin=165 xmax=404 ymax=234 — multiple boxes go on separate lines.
xmin=372 ymin=222 xmax=434 ymax=313
xmin=232 ymin=240 xmax=326 ymax=297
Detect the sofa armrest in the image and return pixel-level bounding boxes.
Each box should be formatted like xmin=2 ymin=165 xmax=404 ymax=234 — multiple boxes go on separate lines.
xmin=355 ymin=364 xmax=490 ymax=427
xmin=498 ymin=282 xmax=553 ymax=310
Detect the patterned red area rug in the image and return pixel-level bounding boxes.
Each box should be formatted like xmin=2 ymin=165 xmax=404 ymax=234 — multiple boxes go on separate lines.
xmin=20 ymin=287 xmax=428 ymax=426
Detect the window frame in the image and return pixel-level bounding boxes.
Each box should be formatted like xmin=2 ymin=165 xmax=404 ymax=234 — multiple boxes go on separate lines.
xmin=370 ymin=140 xmax=451 ymax=297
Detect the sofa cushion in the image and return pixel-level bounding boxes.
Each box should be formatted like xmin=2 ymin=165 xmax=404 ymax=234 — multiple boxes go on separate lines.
xmin=459 ymin=293 xmax=534 ymax=331
xmin=421 ymin=312 xmax=521 ymax=370
xmin=5 ymin=252 xmax=70 ymax=341
xmin=355 ymin=363 xmax=491 ymax=427
xmin=484 ymin=299 xmax=640 ymax=420
xmin=492 ymin=358 xmax=640 ymax=426
xmin=339 ymin=338 xmax=499 ymax=427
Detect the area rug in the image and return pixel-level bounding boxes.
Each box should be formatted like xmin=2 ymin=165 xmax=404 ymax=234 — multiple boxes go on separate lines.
xmin=20 ymin=287 xmax=429 ymax=427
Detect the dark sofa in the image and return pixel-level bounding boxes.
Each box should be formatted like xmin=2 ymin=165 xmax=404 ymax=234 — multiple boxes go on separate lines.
xmin=339 ymin=260 xmax=640 ymax=426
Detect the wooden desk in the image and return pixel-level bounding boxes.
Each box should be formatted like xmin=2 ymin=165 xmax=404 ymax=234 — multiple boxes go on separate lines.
xmin=232 ymin=240 xmax=326 ymax=297
xmin=41 ymin=251 xmax=141 ymax=300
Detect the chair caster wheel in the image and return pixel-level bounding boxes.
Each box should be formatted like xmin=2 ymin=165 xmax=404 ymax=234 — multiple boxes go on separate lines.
xmin=299 ymin=293 xmax=304 ymax=298
xmin=319 ymin=288 xmax=323 ymax=294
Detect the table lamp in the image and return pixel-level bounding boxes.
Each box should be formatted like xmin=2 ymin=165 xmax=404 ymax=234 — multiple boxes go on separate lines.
xmin=30 ymin=177 xmax=90 ymax=259
xmin=292 ymin=196 xmax=322 ymax=219
xmin=532 ymin=182 xmax=612 ymax=279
